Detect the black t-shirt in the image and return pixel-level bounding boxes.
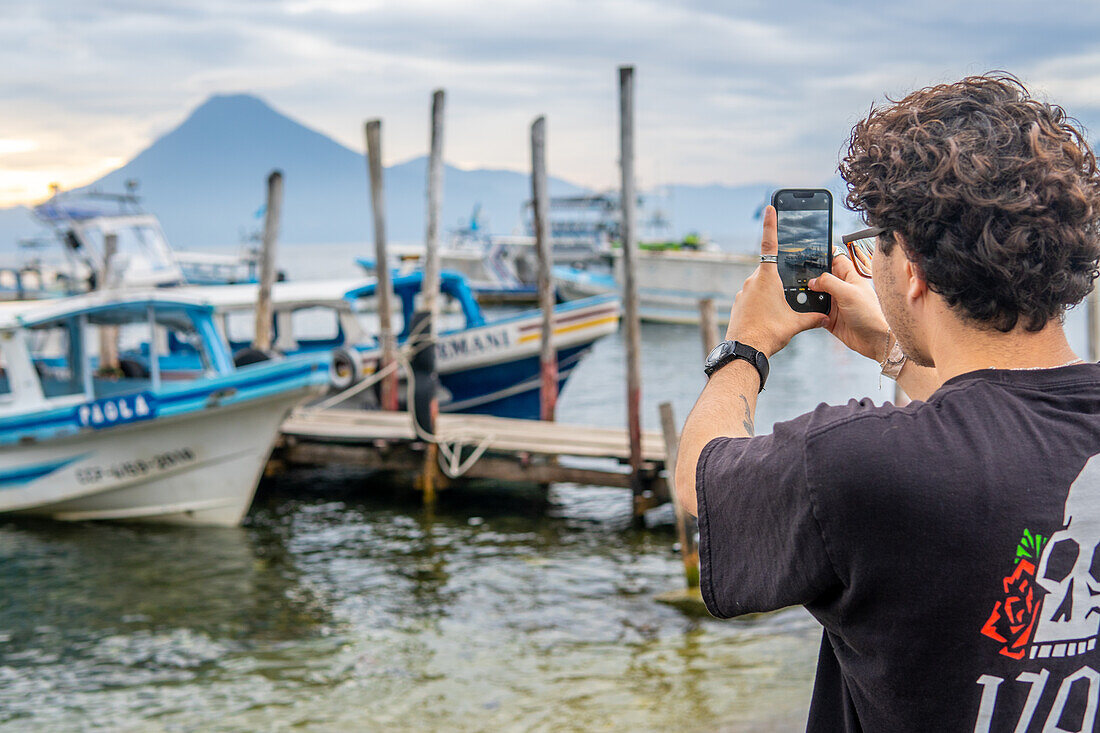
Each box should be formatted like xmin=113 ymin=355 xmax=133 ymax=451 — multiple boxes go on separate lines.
xmin=696 ymin=364 xmax=1100 ymax=732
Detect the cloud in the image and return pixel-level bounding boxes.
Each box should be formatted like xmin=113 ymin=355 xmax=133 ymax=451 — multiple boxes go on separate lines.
xmin=4 ymin=0 xmax=1100 ymax=205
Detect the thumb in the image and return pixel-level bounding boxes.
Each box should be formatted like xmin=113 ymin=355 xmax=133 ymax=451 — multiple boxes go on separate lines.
xmin=760 ymin=206 xmax=778 ymax=258
xmin=808 ymin=272 xmax=853 ymax=300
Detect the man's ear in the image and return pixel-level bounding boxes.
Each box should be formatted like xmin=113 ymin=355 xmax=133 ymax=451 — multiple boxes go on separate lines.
xmin=904 ymin=258 xmax=928 ymax=303
xmin=896 ymin=233 xmax=928 ymax=303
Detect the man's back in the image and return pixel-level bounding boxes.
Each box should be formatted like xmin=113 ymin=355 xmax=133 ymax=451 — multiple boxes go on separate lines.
xmin=696 ymin=363 xmax=1100 ymax=731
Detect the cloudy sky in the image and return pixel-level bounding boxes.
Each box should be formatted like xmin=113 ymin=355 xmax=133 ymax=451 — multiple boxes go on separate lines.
xmin=3 ymin=0 xmax=1100 ymax=207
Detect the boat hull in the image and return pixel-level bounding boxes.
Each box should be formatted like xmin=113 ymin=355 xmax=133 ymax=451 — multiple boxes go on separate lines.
xmin=0 ymin=364 xmax=325 ymax=527
xmin=355 ymin=295 xmax=620 ymax=419
xmin=556 ymin=249 xmax=758 ymax=324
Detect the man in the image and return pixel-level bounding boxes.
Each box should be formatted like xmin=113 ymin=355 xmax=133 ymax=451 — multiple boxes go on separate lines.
xmin=677 ymin=74 xmax=1100 ymax=732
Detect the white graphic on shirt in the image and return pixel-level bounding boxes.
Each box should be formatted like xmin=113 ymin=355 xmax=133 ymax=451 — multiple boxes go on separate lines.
xmin=1031 ymin=454 xmax=1100 ymax=660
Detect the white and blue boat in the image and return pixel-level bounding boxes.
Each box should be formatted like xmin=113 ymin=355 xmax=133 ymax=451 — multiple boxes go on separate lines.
xmin=0 ymin=291 xmax=327 ymax=526
xmin=343 ymin=272 xmax=620 ymax=418
xmin=16 ymin=187 xmax=266 ymax=298
xmin=159 ymin=271 xmax=621 ymax=420
xmin=553 ymin=244 xmax=758 ymax=325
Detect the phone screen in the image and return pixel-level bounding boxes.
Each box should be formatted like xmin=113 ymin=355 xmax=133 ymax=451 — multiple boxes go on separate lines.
xmin=777 ymin=208 xmax=830 ymax=291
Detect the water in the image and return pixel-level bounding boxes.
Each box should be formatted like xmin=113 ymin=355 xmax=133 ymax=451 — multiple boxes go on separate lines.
xmin=1 ymin=243 xmax=1093 ymax=731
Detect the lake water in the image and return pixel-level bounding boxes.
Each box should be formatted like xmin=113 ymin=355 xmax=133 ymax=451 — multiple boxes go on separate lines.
xmin=0 ymin=242 xmax=1094 ymax=731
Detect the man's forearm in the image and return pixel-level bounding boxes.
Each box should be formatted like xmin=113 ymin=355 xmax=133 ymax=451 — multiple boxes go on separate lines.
xmin=675 ymin=359 xmax=760 ymax=516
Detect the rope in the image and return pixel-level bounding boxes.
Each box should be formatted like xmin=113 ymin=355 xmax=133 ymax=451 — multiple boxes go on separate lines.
xmin=390 ymin=334 xmax=497 ymax=479
xmin=304 ymin=312 xmax=498 ymax=479
xmin=309 ymin=358 xmax=399 ymax=411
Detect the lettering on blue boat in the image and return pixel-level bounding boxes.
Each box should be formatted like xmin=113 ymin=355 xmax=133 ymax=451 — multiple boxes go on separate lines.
xmin=75 ymin=393 xmax=158 ymax=429
xmin=436 ymin=329 xmax=511 ymax=360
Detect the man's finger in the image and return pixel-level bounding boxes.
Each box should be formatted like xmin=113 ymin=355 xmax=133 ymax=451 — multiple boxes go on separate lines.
xmin=760 ymin=205 xmax=778 ymax=257
xmin=830 ymin=252 xmax=863 ymax=284
xmin=808 ymin=272 xmax=852 ymax=300
xmin=794 ymin=312 xmax=829 ymax=332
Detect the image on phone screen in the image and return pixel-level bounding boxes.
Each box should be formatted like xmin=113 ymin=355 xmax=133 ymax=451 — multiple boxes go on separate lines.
xmin=777 ymin=209 xmax=830 ymax=300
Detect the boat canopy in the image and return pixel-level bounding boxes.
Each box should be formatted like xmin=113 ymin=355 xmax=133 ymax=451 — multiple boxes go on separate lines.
xmin=178 ymin=279 xmax=374 ymax=312
xmin=0 ymin=290 xmax=215 ymax=331
xmin=343 ymin=270 xmax=485 ymax=330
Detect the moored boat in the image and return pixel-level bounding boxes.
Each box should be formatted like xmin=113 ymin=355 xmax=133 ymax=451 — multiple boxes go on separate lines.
xmin=155 ymin=271 xmax=621 ymax=419
xmin=554 ymin=246 xmax=757 ymax=324
xmin=0 ymin=291 xmax=328 ymax=526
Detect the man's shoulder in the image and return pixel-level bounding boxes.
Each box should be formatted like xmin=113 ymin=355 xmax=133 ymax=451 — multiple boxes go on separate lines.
xmin=798 ymin=394 xmax=934 ymax=442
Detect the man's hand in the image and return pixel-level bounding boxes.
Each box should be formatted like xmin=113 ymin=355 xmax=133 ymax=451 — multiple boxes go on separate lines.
xmin=807 ymin=251 xmax=890 ymax=361
xmin=726 ymin=206 xmax=826 ymax=355
xmin=810 ymin=249 xmax=943 ymax=401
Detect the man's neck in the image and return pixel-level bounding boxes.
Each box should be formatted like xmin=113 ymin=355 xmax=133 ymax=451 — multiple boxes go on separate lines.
xmin=929 ymin=315 xmax=1080 ymax=383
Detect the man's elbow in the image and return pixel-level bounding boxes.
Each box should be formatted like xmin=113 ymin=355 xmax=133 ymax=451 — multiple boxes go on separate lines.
xmin=674 ymin=447 xmax=699 ymax=516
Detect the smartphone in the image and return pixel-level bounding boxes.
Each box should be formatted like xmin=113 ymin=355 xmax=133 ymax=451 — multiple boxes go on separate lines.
xmin=771 ymin=189 xmax=833 ymax=314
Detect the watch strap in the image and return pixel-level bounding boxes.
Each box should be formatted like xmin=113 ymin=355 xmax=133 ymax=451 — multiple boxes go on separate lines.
xmin=705 ymin=340 xmax=769 ymax=392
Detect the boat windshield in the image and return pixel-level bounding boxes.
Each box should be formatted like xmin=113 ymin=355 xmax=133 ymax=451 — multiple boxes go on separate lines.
xmin=28 ymin=322 xmax=84 ymax=399
xmin=23 ymin=304 xmax=223 ymax=402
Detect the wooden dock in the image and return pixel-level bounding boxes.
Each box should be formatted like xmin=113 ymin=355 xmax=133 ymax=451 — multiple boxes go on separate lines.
xmin=276 ymin=408 xmax=670 ymax=503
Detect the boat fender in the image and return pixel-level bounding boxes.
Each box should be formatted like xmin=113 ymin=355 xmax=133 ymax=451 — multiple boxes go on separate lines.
xmin=232 ymin=347 xmax=274 ymax=367
xmin=330 ymin=347 xmax=363 ymax=391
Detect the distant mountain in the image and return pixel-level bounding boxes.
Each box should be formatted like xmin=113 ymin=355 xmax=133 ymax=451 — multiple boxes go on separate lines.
xmin=0 ymin=93 xmax=848 ymax=255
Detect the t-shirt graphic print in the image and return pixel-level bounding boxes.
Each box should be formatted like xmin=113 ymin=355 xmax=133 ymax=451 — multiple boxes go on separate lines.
xmin=976 ymin=453 xmax=1100 ymax=732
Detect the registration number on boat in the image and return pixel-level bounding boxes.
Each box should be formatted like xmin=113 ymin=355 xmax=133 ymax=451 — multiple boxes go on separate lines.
xmin=75 ymin=448 xmax=196 ymax=485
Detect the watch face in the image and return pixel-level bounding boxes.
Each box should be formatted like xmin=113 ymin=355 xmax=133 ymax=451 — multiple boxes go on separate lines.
xmin=705 ymin=341 xmax=729 ymax=368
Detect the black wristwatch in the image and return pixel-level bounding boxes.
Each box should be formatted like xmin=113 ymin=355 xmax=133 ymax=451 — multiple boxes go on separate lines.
xmin=703 ymin=340 xmax=770 ymax=391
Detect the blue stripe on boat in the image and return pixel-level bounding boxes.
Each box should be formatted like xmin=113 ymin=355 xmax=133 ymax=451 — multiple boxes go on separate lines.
xmin=0 ymin=454 xmax=86 ymax=487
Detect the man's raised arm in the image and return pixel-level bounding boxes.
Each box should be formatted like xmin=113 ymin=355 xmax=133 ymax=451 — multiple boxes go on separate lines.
xmin=676 ymin=207 xmax=825 ymax=515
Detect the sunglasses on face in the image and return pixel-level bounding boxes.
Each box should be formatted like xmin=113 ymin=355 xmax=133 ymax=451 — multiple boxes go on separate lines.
xmin=839 ymin=226 xmax=887 ymax=278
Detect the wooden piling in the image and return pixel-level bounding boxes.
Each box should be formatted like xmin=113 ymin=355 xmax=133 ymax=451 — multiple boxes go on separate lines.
xmin=618 ymin=66 xmax=647 ymax=516
xmin=531 ymin=115 xmax=557 ymax=421
xmin=1089 ymin=287 xmax=1100 ymax=363
xmin=416 ymin=89 xmax=446 ymax=504
xmin=424 ymin=89 xmax=445 ymax=335
xmin=659 ymin=402 xmax=699 ymax=590
xmin=252 ymin=170 xmax=283 ymax=353
xmin=365 ymin=120 xmax=400 ymax=410
xmin=698 ymin=297 xmax=718 ymax=359
xmin=98 ymin=232 xmax=120 ymax=373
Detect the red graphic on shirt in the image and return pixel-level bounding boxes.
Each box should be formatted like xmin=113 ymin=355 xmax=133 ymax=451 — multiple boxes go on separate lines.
xmin=981 ymin=559 xmax=1044 ymax=659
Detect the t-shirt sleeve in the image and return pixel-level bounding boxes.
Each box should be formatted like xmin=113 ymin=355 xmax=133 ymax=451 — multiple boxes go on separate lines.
xmin=695 ymin=413 xmax=842 ymax=618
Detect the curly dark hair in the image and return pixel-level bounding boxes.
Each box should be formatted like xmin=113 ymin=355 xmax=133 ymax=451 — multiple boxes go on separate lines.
xmin=840 ymin=73 xmax=1100 ymax=331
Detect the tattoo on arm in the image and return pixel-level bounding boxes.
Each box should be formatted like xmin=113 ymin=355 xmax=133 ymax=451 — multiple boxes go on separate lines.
xmin=739 ymin=395 xmax=754 ymax=436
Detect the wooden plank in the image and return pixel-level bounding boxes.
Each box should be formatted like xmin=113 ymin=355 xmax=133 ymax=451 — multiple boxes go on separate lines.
xmin=281 ymin=442 xmax=667 ymax=492
xmin=280 ymin=409 xmax=667 ymax=461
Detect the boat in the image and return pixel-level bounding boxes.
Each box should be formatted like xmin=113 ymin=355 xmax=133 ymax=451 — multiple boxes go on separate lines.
xmin=0 ymin=291 xmax=328 ymax=526
xmin=357 ymin=202 xmax=606 ymax=304
xmin=554 ymin=246 xmax=757 ymax=324
xmin=21 ymin=185 xmax=268 ymax=297
xmin=358 ymin=194 xmax=754 ymax=321
xmin=154 ymin=271 xmax=621 ymax=419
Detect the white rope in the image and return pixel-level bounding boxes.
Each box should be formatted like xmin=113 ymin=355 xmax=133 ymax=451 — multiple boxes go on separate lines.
xmin=304 ymin=311 xmax=499 ymax=479
xmin=309 ymin=358 xmax=399 ymax=411
xmin=390 ymin=334 xmax=497 ymax=479
xmin=305 ymin=314 xmax=434 ymax=412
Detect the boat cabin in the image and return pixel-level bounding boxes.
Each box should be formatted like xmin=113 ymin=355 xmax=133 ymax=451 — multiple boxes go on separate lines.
xmin=0 ymin=293 xmax=233 ymax=423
